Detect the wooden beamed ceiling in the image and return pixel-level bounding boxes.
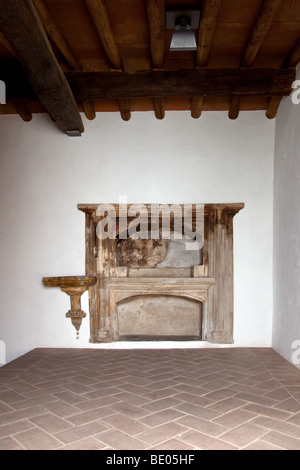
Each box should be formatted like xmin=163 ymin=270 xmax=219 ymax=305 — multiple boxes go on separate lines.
xmin=0 ymin=0 xmax=300 ymax=135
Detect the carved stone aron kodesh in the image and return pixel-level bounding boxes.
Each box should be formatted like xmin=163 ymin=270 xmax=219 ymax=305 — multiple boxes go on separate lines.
xmin=43 ymin=203 xmax=244 ymax=344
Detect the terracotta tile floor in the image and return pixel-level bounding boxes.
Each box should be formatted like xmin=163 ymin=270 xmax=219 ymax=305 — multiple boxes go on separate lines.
xmin=1 ymin=347 xmax=300 ymax=450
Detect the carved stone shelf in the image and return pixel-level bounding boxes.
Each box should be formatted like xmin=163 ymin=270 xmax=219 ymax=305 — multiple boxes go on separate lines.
xmin=42 ymin=276 xmax=97 ymax=338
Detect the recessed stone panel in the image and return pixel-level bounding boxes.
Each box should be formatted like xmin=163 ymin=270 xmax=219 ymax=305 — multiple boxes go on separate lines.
xmin=117 ymin=295 xmax=202 ymax=339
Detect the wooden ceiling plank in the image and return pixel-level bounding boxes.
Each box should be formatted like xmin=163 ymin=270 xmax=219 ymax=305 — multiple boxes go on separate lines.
xmin=196 ymin=0 xmax=222 ymax=68
xmin=228 ymin=95 xmax=242 ymax=119
xmin=0 ymin=0 xmax=84 ymax=135
xmin=241 ymin=0 xmax=284 ymax=68
xmin=84 ymin=0 xmax=122 ymax=70
xmin=193 ymin=0 xmax=221 ymax=115
xmin=154 ymin=97 xmax=165 ymax=119
xmin=118 ymin=99 xmax=131 ymax=121
xmin=191 ymin=97 xmax=203 ymax=118
xmin=0 ymin=32 xmax=16 ymax=56
xmin=66 ymin=68 xmax=295 ymax=100
xmin=147 ymin=0 xmax=165 ymax=70
xmin=283 ymin=37 xmax=300 ymax=68
xmin=266 ymin=95 xmax=282 ymax=118
xmin=31 ymin=0 xmax=81 ymax=70
xmin=266 ymin=25 xmax=300 ymax=118
xmin=82 ymin=100 xmax=96 ymax=120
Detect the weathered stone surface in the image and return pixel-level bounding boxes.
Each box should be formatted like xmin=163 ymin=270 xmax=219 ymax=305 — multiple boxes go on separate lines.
xmin=117 ymin=238 xmax=168 ymax=268
xmin=156 ymin=236 xmax=202 ymax=268
xmin=118 ymin=295 xmax=202 ymax=338
xmin=128 ymin=268 xmax=192 ymax=278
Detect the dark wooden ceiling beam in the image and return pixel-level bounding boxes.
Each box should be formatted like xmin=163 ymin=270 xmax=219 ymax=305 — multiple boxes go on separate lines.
xmin=266 ymin=95 xmax=282 ymax=119
xmin=65 ymin=68 xmax=295 ymax=101
xmin=283 ymin=37 xmax=300 ymax=69
xmin=147 ymin=0 xmax=165 ymax=120
xmin=118 ymin=99 xmax=131 ymax=121
xmin=154 ymin=97 xmax=165 ymax=120
xmin=32 ymin=0 xmax=96 ymax=121
xmin=0 ymin=0 xmax=84 ymax=135
xmin=228 ymin=95 xmax=242 ymax=120
xmin=147 ymin=0 xmax=165 ymax=70
xmin=84 ymin=1 xmax=129 ymax=121
xmin=13 ymin=101 xmax=32 ymax=122
xmin=31 ymin=0 xmax=81 ymax=70
xmin=239 ymin=0 xmax=283 ymax=118
xmin=265 ymin=30 xmax=300 ymax=119
xmin=196 ymin=0 xmax=222 ymax=68
xmin=191 ymin=97 xmax=203 ymax=119
xmin=2 ymin=63 xmax=295 ymax=109
xmin=82 ymin=100 xmax=96 ymax=121
xmin=0 ymin=32 xmax=16 ymax=56
xmin=241 ymin=0 xmax=283 ymax=68
xmin=84 ymin=0 xmax=122 ymax=70
xmin=119 ymin=100 xmax=131 ymax=121
xmin=192 ymin=0 xmax=221 ymax=119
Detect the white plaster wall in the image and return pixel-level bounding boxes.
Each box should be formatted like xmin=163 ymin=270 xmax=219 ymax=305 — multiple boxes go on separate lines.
xmin=0 ymin=111 xmax=275 ymax=364
xmin=273 ymin=64 xmax=300 ymax=369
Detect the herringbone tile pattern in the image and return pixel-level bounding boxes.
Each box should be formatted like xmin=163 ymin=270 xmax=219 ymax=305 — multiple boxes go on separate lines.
xmin=0 ymin=348 xmax=300 ymax=450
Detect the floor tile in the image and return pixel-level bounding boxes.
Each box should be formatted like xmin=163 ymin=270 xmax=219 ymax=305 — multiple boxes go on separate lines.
xmin=0 ymin=420 xmax=35 ymax=439
xmin=0 ymin=437 xmax=21 ymax=450
xmin=177 ymin=414 xmax=228 ymax=437
xmin=108 ymin=401 xmax=151 ymax=419
xmin=29 ymin=412 xmax=73 ymax=433
xmin=180 ymin=430 xmax=238 ymax=450
xmin=151 ymin=438 xmax=196 ymax=450
xmin=220 ymin=422 xmax=269 ymax=447
xmin=95 ymin=429 xmax=148 ymax=450
xmin=274 ymin=397 xmax=300 ymax=413
xmin=42 ymin=400 xmax=81 ymax=418
xmin=0 ymin=401 xmax=13 ymax=414
xmin=102 ymin=413 xmax=149 ymax=435
xmin=243 ymin=439 xmax=284 ymax=450
xmin=208 ymin=397 xmax=248 ymax=413
xmin=14 ymin=427 xmax=61 ymax=450
xmin=139 ymin=408 xmax=184 ymax=427
xmin=136 ymin=422 xmax=187 ymax=446
xmin=57 ymin=437 xmax=107 ymax=450
xmin=0 ymin=347 xmax=300 ymax=450
xmin=252 ymin=415 xmax=300 ymax=438
xmin=261 ymin=431 xmax=300 ymax=450
xmin=54 ymin=421 xmax=107 ymax=445
xmin=287 ymin=412 xmax=300 ymax=426
xmin=213 ymin=408 xmax=257 ymax=428
xmin=243 ymin=403 xmax=292 ymax=420
xmin=174 ymin=402 xmax=220 ymax=420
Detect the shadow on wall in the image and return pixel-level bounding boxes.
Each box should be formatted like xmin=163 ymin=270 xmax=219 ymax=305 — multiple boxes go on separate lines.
xmin=0 ymin=340 xmax=6 ymax=366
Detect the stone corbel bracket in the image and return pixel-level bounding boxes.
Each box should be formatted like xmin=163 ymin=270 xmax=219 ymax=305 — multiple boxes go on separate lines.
xmin=42 ymin=276 xmax=97 ymax=338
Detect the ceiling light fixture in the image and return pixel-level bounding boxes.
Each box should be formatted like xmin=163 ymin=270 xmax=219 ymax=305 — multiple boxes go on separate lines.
xmin=166 ymin=10 xmax=200 ymax=52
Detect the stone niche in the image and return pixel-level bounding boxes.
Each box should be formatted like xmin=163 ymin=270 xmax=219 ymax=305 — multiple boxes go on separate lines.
xmin=72 ymin=203 xmax=245 ymax=344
